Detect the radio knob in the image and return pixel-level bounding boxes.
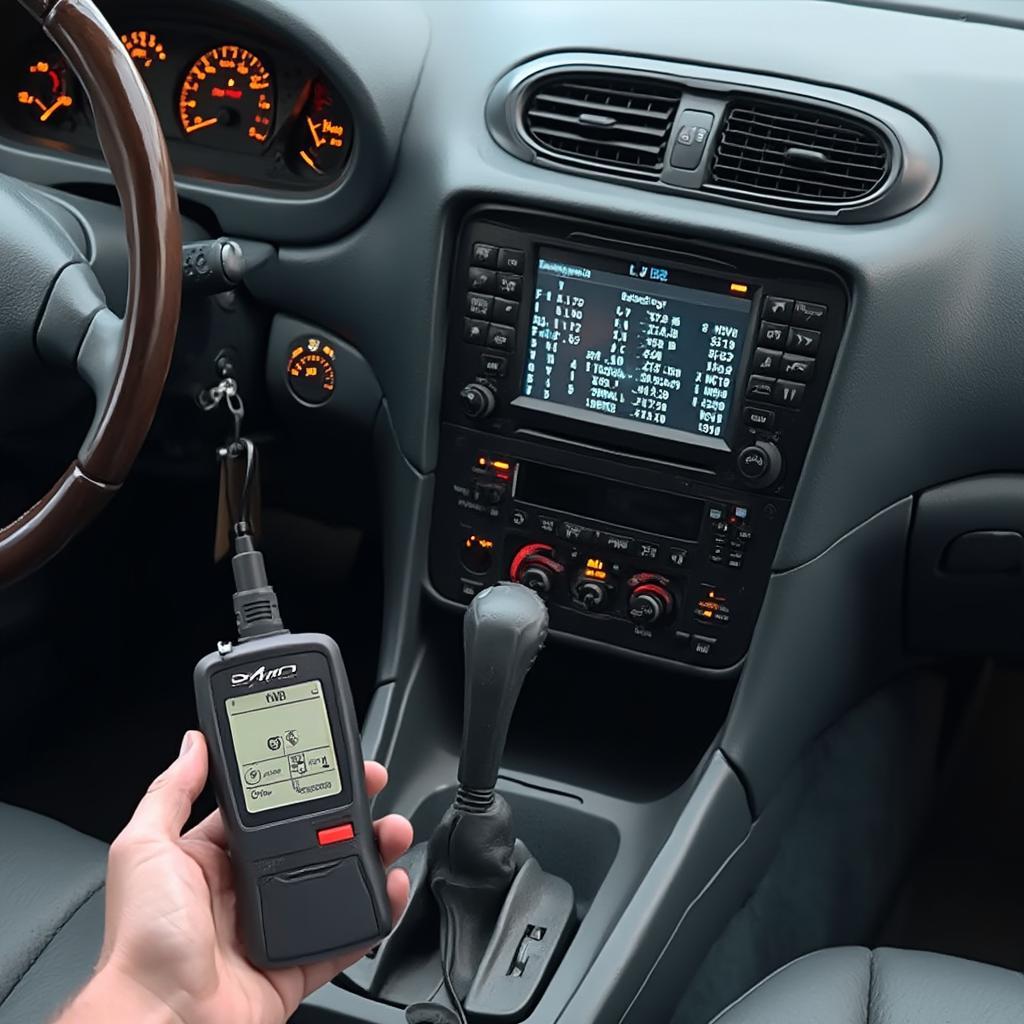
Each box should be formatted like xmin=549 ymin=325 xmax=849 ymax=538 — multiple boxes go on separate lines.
xmin=627 ymin=583 xmax=674 ymax=626
xmin=736 ymin=441 xmax=783 ymax=489
xmin=459 ymin=383 xmax=497 ymax=420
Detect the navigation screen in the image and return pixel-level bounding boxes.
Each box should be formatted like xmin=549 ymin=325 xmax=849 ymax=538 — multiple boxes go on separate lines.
xmin=226 ymin=679 xmax=343 ymax=814
xmin=521 ymin=248 xmax=753 ymax=441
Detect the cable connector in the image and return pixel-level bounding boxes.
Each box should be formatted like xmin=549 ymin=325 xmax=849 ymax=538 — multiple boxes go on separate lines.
xmin=231 ymin=532 xmax=287 ymax=640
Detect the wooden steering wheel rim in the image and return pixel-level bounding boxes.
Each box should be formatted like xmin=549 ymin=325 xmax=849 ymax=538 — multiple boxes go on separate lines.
xmin=0 ymin=0 xmax=181 ymax=585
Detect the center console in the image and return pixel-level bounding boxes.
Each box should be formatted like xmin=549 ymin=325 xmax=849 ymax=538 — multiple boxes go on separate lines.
xmin=430 ymin=207 xmax=847 ymax=670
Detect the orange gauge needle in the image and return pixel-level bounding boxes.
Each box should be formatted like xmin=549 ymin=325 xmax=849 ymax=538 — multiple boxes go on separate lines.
xmin=307 ymin=116 xmax=325 ymax=148
xmin=185 ymin=116 xmax=219 ymax=134
xmin=39 ymin=95 xmax=71 ymax=122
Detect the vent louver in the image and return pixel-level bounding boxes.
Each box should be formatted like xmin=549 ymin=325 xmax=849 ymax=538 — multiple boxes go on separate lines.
xmin=707 ymin=100 xmax=891 ymax=206
xmin=522 ymin=73 xmax=683 ymax=179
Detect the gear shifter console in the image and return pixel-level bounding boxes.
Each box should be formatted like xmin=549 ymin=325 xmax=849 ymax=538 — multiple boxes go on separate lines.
xmin=342 ymin=584 xmax=575 ymax=1022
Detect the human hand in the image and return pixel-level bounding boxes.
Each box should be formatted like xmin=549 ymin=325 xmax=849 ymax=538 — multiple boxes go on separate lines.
xmin=58 ymin=730 xmax=413 ymax=1024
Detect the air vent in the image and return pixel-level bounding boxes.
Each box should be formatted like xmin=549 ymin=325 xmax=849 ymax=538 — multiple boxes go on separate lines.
xmin=522 ymin=73 xmax=683 ymax=178
xmin=707 ymin=100 xmax=891 ymax=206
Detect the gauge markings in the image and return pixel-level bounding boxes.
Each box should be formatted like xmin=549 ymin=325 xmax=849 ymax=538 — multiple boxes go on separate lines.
xmin=178 ymin=45 xmax=273 ymax=147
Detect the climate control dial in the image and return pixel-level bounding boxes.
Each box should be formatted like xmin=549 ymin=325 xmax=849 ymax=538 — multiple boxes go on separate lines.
xmin=626 ymin=574 xmax=675 ymax=626
xmin=509 ymin=543 xmax=565 ymax=596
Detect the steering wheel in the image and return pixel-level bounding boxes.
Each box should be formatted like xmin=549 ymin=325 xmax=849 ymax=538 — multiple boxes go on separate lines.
xmin=0 ymin=0 xmax=181 ymax=585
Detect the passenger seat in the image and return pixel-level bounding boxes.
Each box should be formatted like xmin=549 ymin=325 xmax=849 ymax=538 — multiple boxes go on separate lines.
xmin=712 ymin=946 xmax=1024 ymax=1023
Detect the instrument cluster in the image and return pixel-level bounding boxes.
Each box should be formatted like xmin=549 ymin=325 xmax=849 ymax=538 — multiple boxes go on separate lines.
xmin=6 ymin=19 xmax=352 ymax=189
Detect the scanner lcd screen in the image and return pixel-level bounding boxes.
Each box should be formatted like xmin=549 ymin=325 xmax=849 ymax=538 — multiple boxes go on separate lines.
xmin=226 ymin=680 xmax=343 ymax=814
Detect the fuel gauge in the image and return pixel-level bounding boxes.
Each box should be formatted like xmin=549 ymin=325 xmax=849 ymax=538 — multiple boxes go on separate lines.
xmin=290 ymin=79 xmax=350 ymax=178
xmin=16 ymin=58 xmax=73 ymax=127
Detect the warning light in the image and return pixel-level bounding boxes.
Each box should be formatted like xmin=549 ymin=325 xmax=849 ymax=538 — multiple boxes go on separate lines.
xmin=464 ymin=535 xmax=494 ymax=550
xmin=729 ymin=282 xmax=749 ymax=295
xmin=475 ymin=455 xmax=514 ymax=481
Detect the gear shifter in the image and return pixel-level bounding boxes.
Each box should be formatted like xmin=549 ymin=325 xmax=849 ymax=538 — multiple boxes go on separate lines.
xmin=344 ymin=583 xmax=574 ymax=1023
xmin=427 ymin=583 xmax=549 ymax=1000
xmin=457 ymin=581 xmax=549 ymax=800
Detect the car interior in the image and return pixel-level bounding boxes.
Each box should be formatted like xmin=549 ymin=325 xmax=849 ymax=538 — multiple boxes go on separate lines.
xmin=2 ymin=0 xmax=1024 ymax=1021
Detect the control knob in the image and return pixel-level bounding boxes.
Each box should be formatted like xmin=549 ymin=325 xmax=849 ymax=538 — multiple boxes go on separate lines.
xmin=574 ymin=578 xmax=609 ymax=611
xmin=627 ymin=577 xmax=674 ymax=626
xmin=459 ymin=382 xmax=497 ymax=420
xmin=736 ymin=441 xmax=783 ymax=489
xmin=510 ymin=543 xmax=565 ymax=596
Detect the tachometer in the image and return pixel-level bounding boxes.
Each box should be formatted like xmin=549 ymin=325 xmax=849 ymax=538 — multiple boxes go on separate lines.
xmin=178 ymin=45 xmax=273 ymax=149
xmin=121 ymin=30 xmax=167 ymax=70
xmin=16 ymin=58 xmax=73 ymax=126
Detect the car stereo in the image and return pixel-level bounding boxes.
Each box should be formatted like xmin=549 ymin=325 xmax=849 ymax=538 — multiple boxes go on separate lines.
xmin=431 ymin=207 xmax=847 ymax=669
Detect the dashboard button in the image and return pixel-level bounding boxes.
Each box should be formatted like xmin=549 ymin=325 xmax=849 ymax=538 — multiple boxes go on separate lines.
xmin=669 ymin=110 xmax=715 ymax=170
xmin=471 ymin=242 xmax=498 ymax=268
xmin=793 ymin=300 xmax=827 ymax=326
xmin=605 ymin=534 xmax=635 ymax=554
xmin=781 ymin=353 xmax=815 ymax=381
xmin=752 ymin=347 xmax=782 ymax=374
xmin=558 ymin=521 xmax=594 ymax=542
xmin=492 ymin=297 xmax=519 ymax=325
xmin=638 ymin=542 xmax=660 ymax=561
xmin=487 ymin=324 xmax=516 ymax=351
xmin=467 ymin=292 xmax=493 ymax=319
xmin=668 ymin=547 xmax=688 ymax=568
xmin=464 ymin=318 xmax=488 ymax=345
xmin=758 ymin=321 xmax=787 ymax=346
xmin=786 ymin=327 xmax=821 ymax=355
xmin=538 ymin=515 xmax=558 ymax=534
xmin=481 ymin=352 xmax=507 ymax=377
xmin=511 ymin=508 xmax=529 ymax=528
xmin=691 ymin=635 xmax=718 ymax=659
xmin=773 ymin=380 xmax=806 ymax=407
xmin=468 ymin=267 xmax=496 ymax=293
xmin=763 ymin=296 xmax=793 ymax=322
xmin=744 ymin=406 xmax=775 ymax=429
xmin=746 ymin=375 xmax=775 ymax=400
xmin=497 ymin=248 xmax=525 ymax=273
xmin=497 ymin=273 xmax=522 ymax=299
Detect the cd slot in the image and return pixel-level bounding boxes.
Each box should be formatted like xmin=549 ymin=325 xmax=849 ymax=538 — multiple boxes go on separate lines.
xmin=514 ymin=428 xmax=718 ymax=478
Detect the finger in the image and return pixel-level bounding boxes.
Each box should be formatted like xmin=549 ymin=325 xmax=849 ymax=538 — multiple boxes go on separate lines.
xmin=125 ymin=731 xmax=208 ymax=840
xmin=364 ymin=760 xmax=388 ymax=799
xmin=298 ymin=866 xmax=412 ymax=995
xmin=184 ymin=808 xmax=228 ymax=848
xmin=373 ymin=814 xmax=414 ymax=868
xmin=387 ymin=866 xmax=411 ymax=924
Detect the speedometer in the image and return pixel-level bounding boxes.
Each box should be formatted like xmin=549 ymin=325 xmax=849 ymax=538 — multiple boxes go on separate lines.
xmin=178 ymin=45 xmax=273 ymax=149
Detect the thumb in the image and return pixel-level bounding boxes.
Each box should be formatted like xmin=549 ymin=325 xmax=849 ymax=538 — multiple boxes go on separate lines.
xmin=126 ymin=730 xmax=209 ymax=840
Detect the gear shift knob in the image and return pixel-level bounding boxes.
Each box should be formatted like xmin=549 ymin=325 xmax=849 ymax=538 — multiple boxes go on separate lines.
xmin=458 ymin=581 xmax=548 ymax=795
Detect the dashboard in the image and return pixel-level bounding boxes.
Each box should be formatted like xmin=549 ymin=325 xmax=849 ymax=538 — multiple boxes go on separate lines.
xmin=4 ymin=6 xmax=351 ymax=189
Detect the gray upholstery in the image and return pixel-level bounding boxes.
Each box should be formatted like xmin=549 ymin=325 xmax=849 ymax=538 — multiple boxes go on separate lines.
xmin=712 ymin=947 xmax=1024 ymax=1024
xmin=0 ymin=804 xmax=106 ymax=1024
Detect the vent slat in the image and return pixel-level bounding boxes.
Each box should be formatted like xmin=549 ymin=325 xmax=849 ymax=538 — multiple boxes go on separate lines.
xmin=523 ymin=72 xmax=682 ymax=178
xmin=708 ymin=100 xmax=890 ymax=205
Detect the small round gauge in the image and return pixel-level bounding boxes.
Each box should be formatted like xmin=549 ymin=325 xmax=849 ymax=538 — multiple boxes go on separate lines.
xmin=178 ymin=45 xmax=273 ymax=149
xmin=121 ymin=30 xmax=167 ymax=69
xmin=291 ymin=79 xmax=351 ymax=178
xmin=286 ymin=336 xmax=336 ymax=405
xmin=16 ymin=58 xmax=73 ymax=126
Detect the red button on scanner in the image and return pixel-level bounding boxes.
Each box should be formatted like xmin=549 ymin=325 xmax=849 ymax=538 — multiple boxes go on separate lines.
xmin=317 ymin=823 xmax=355 ymax=846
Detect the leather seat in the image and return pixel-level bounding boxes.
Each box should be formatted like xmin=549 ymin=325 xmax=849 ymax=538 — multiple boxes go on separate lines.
xmin=0 ymin=804 xmax=105 ymax=1024
xmin=712 ymin=946 xmax=1024 ymax=1024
